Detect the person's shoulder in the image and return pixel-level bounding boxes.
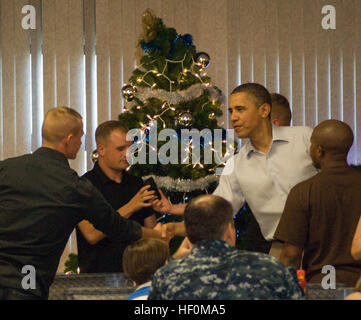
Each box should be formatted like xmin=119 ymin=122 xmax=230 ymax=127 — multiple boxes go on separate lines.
xmin=276 ymin=125 xmax=313 ymax=137
xmin=0 ymin=153 xmax=32 ymax=165
xmin=232 ymin=251 xmax=301 ymax=290
xmin=349 ymin=166 xmax=361 ymax=177
xmin=72 ymin=173 xmax=100 ymax=200
xmin=126 ymin=172 xmax=144 ymax=184
xmin=153 ymin=256 xmax=188 ymax=278
xmin=234 ymin=250 xmax=289 ymax=270
xmin=288 ymin=125 xmax=313 ymax=133
xmin=81 ymin=163 xmax=98 ymax=179
xmin=82 ymin=168 xmax=94 ymax=179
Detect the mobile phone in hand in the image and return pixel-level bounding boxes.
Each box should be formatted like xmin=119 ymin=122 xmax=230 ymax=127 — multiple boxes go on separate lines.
xmin=143 ymin=177 xmax=162 ymax=200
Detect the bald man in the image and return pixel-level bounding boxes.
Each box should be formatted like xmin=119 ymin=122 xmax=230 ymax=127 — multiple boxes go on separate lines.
xmin=274 ymin=120 xmax=361 ymax=287
xmin=0 ymin=107 xmax=165 ymax=300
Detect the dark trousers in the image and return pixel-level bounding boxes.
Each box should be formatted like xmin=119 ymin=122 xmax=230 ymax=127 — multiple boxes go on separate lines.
xmin=244 ymin=211 xmax=272 ymax=254
xmin=0 ymin=288 xmax=43 ymax=300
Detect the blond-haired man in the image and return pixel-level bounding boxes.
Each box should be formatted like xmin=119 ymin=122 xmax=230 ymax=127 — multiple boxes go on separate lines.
xmin=0 ymin=107 xmax=163 ymax=300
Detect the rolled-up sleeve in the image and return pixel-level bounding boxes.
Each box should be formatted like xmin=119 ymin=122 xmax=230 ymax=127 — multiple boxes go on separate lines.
xmin=213 ymin=156 xmax=245 ymax=215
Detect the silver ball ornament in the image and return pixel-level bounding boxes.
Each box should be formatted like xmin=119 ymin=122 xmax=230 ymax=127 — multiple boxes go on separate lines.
xmin=122 ymin=84 xmax=136 ymax=101
xmin=195 ymin=52 xmax=210 ymax=69
xmin=177 ymin=112 xmax=194 ymax=128
xmin=91 ymin=149 xmax=99 ymax=163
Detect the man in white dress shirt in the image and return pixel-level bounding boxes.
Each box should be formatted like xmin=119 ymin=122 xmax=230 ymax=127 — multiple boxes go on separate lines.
xmin=153 ymin=83 xmax=317 ymax=253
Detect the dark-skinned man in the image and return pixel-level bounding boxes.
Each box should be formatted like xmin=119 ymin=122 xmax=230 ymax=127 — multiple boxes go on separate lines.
xmin=275 ymin=119 xmax=361 ymax=287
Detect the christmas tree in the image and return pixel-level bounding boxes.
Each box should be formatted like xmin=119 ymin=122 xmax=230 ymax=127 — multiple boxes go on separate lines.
xmin=119 ymin=9 xmax=235 ymax=209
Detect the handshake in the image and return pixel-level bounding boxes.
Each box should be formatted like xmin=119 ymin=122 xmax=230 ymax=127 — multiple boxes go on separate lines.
xmin=153 ymin=221 xmax=193 ymax=259
xmin=123 ymin=178 xmax=188 ymax=250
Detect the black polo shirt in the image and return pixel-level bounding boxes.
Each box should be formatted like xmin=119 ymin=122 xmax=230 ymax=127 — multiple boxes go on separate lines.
xmin=76 ymin=162 xmax=154 ymax=273
xmin=0 ymin=147 xmax=142 ymax=299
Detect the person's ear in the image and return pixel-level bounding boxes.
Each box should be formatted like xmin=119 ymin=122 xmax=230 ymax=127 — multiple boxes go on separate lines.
xmin=97 ymin=143 xmax=105 ymax=156
xmin=65 ymin=133 xmax=73 ymax=146
xmin=272 ymin=118 xmax=280 ymax=126
xmin=317 ymin=145 xmax=325 ymax=158
xmin=259 ymin=103 xmax=271 ymax=119
xmin=224 ymin=222 xmax=236 ymax=247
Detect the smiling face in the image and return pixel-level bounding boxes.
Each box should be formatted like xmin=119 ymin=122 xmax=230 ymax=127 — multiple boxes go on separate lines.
xmin=97 ymin=129 xmax=132 ymax=172
xmin=229 ymin=92 xmax=270 ymax=139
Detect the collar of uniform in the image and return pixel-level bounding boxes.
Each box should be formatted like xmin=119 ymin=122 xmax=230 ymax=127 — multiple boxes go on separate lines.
xmin=92 ymin=161 xmax=129 ymax=187
xmin=193 ymin=239 xmax=235 ymax=254
xmin=244 ymin=124 xmax=290 ymax=156
xmin=34 ymin=147 xmax=69 ymax=166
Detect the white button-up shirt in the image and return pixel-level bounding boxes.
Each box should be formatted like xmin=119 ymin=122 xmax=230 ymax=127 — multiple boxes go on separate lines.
xmin=214 ymin=125 xmax=318 ymax=241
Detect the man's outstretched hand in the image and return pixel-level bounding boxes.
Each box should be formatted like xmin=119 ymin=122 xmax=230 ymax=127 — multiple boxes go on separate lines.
xmin=152 ymin=189 xmax=186 ymax=215
xmin=153 ymin=222 xmax=175 ymax=244
xmin=151 ymin=188 xmax=173 ymax=213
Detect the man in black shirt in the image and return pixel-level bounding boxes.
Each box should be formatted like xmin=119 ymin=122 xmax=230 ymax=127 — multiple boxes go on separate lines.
xmin=76 ymin=120 xmax=157 ymax=273
xmin=0 ymin=107 xmax=163 ymax=300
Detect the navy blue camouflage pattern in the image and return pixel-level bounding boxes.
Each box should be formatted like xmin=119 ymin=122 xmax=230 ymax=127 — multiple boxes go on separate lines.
xmin=148 ymin=240 xmax=305 ymax=300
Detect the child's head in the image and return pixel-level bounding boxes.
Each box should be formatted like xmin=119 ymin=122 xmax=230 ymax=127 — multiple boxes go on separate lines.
xmin=123 ymin=238 xmax=170 ymax=286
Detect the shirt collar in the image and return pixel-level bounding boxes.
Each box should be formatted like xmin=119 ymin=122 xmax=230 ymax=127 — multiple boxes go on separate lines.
xmin=243 ymin=124 xmax=290 ymax=156
xmin=34 ymin=147 xmax=69 ymax=166
xmin=193 ymin=239 xmax=235 ymax=253
xmin=92 ymin=161 xmax=129 ymax=187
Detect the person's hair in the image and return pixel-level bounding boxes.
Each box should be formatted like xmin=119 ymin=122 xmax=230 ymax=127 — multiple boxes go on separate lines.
xmin=231 ymin=82 xmax=272 ymax=111
xmin=270 ymin=93 xmax=292 ymax=125
xmin=184 ymin=195 xmax=234 ymax=243
xmin=95 ymin=120 xmax=129 ymax=145
xmin=122 ymin=238 xmax=170 ymax=285
xmin=42 ymin=107 xmax=82 ymax=144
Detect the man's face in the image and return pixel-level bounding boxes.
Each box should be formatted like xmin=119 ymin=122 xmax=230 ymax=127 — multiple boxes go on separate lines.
xmin=309 ymin=134 xmax=321 ymax=169
xmin=98 ymin=130 xmax=132 ymax=172
xmin=67 ymin=120 xmax=84 ymax=159
xmin=229 ymin=92 xmax=266 ymax=139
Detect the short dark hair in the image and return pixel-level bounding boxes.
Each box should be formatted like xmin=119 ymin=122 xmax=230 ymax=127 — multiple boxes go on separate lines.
xmin=122 ymin=238 xmax=170 ymax=285
xmin=231 ymin=83 xmax=272 ymax=107
xmin=95 ymin=120 xmax=129 ymax=145
xmin=184 ymin=195 xmax=234 ymax=243
xmin=270 ymin=93 xmax=292 ymax=125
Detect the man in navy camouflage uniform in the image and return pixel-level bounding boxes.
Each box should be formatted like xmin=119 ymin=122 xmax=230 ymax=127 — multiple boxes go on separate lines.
xmin=148 ymin=195 xmax=305 ymax=300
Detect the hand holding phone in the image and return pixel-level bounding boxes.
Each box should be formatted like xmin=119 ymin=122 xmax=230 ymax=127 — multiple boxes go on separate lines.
xmin=143 ymin=177 xmax=162 ymax=200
